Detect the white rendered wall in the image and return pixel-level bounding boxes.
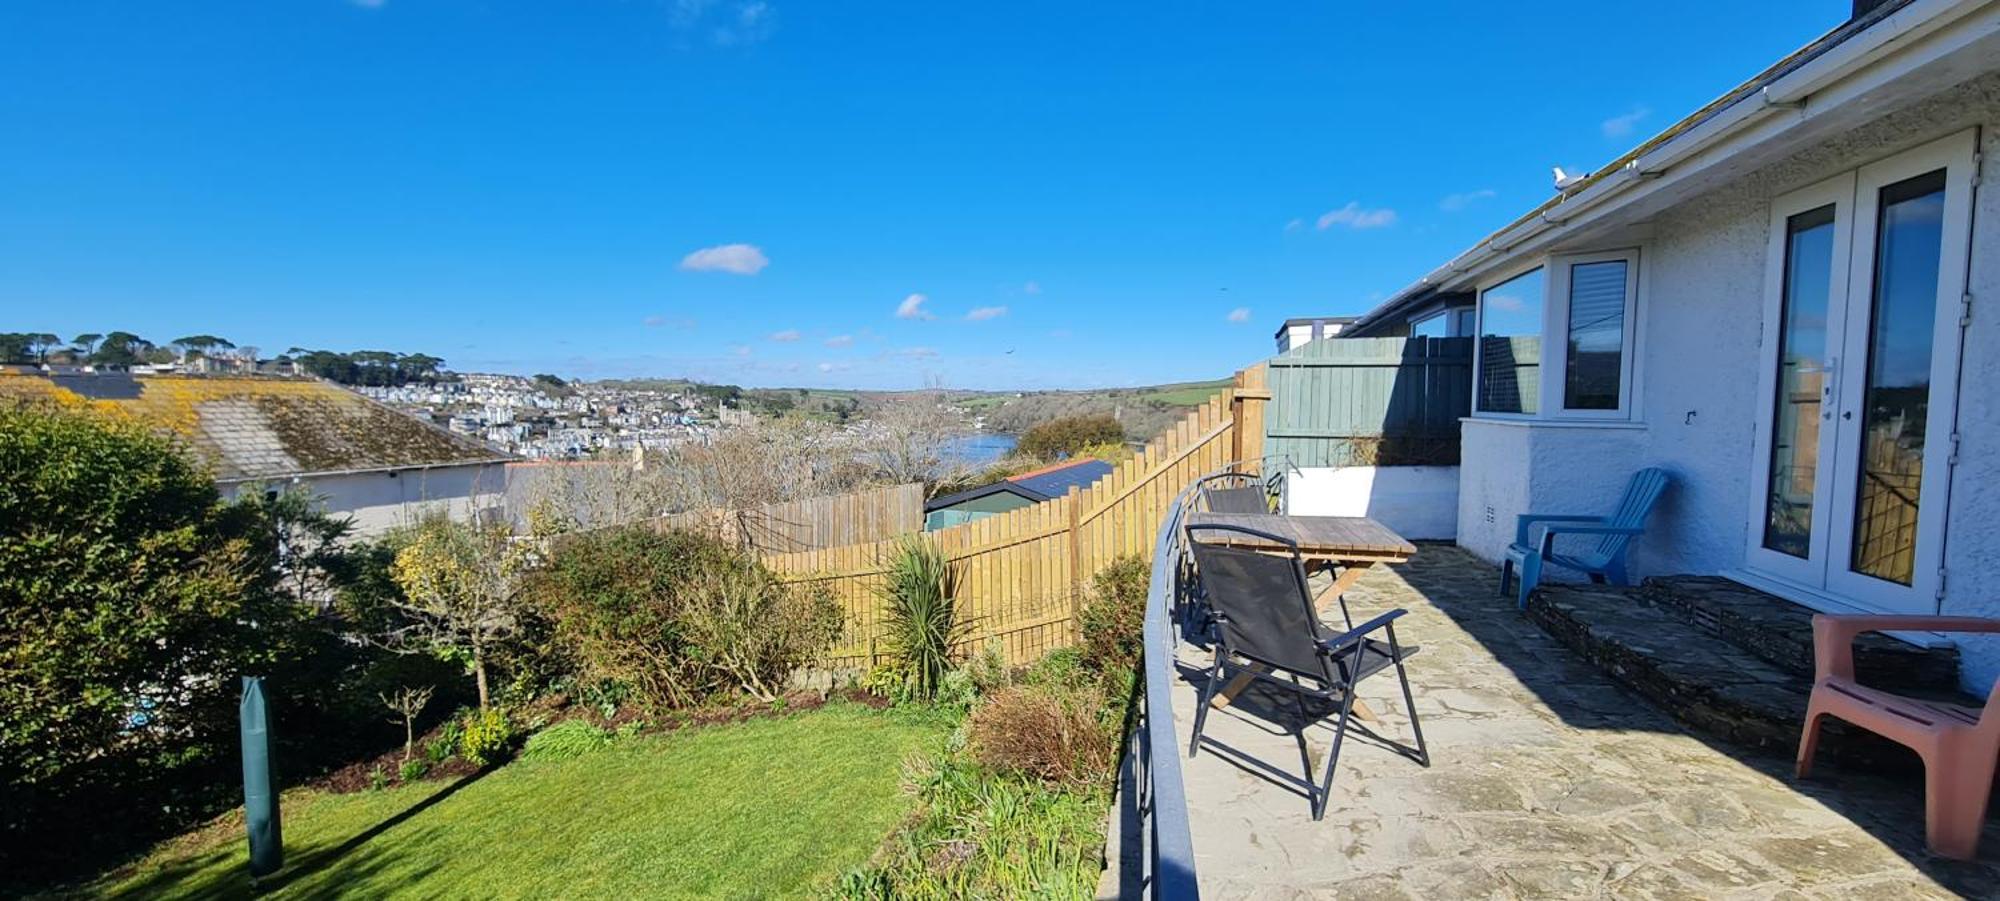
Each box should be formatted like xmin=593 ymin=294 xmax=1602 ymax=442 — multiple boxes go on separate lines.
xmin=1285 ymin=466 xmax=1459 ymax=540
xmin=1454 ymin=73 xmax=2000 ymax=693
xmin=224 ymin=462 xmax=508 ymax=538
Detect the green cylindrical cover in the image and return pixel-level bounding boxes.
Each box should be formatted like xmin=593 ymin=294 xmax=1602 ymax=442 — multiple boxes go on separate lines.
xmin=240 ymin=676 xmax=282 ymax=878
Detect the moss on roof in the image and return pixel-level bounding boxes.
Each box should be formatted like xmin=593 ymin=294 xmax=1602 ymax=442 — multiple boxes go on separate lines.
xmin=0 ymin=373 xmax=508 ymax=481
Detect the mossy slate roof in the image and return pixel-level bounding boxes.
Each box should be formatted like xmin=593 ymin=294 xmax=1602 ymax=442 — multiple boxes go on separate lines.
xmin=0 ymin=373 xmax=510 ymax=481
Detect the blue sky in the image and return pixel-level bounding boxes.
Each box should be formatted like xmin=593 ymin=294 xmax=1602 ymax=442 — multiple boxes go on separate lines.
xmin=0 ymin=1 xmax=1847 ymax=389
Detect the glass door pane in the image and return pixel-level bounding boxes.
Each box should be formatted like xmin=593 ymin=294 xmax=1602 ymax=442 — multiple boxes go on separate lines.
xmin=1762 ymin=205 xmax=1836 ymax=558
xmin=1847 ymin=170 xmax=1946 ymax=585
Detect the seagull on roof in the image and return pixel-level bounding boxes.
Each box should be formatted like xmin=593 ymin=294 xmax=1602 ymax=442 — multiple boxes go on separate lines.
xmin=1553 ymin=166 xmax=1590 ymax=191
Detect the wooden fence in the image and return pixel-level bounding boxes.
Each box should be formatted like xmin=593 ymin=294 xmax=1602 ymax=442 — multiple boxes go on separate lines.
xmin=653 ymin=481 xmax=925 ymax=554
xmin=1264 ymin=336 xmax=1471 ymax=468
xmin=763 ymin=365 xmax=1269 ymax=668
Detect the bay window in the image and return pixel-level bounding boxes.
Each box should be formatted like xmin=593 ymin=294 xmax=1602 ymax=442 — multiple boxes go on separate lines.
xmin=1473 ymin=249 xmax=1640 ymax=420
xmin=1475 ymin=267 xmax=1545 ymax=415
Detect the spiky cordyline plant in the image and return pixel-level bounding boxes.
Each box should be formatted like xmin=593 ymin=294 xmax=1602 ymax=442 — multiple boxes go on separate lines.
xmin=878 ymin=536 xmax=968 ymax=701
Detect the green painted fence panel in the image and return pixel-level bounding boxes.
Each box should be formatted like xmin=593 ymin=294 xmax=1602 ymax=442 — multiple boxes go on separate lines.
xmin=1265 ymin=336 xmax=1472 ymax=468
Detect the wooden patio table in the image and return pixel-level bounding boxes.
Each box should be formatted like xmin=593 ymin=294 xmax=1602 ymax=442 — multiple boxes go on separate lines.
xmin=1186 ymin=513 xmax=1417 ymax=713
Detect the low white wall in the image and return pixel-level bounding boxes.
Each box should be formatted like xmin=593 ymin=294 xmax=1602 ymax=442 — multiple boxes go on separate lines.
xmin=1284 ymin=466 xmax=1459 ymax=541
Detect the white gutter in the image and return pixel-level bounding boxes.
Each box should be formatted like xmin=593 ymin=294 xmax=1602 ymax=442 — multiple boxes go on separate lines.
xmin=1358 ymin=0 xmax=1995 ymax=327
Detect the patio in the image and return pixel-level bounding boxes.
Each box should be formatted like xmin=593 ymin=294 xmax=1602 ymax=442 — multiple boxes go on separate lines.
xmin=1158 ymin=545 xmax=2000 ymax=899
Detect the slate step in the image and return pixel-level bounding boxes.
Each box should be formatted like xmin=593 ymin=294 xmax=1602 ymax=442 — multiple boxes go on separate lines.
xmin=1637 ymin=575 xmax=1961 ymax=694
xmin=1526 ymin=583 xmax=1921 ymax=771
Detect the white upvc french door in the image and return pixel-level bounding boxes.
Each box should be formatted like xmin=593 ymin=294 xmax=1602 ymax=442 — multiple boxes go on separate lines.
xmin=1746 ymin=173 xmax=1855 ymax=588
xmin=1747 ymin=128 xmax=1978 ymax=615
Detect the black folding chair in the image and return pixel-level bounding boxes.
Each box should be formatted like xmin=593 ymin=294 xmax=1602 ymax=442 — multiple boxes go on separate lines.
xmin=1184 ymin=522 xmax=1429 ymax=820
xmin=1191 ymin=471 xmax=1273 ymax=515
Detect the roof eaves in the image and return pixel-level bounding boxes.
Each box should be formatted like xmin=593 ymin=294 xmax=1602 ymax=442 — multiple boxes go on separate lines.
xmin=1348 ymin=0 xmax=1921 ymax=333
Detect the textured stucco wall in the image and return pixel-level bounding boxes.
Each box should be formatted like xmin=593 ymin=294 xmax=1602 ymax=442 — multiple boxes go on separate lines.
xmin=1938 ymin=84 xmax=2000 ymax=692
xmin=227 ymin=462 xmax=508 ymax=537
xmin=1455 ymin=72 xmax=2000 ymax=692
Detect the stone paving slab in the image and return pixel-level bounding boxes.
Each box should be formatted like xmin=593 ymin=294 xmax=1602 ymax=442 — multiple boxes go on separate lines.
xmin=1168 ymin=546 xmax=2000 ymax=899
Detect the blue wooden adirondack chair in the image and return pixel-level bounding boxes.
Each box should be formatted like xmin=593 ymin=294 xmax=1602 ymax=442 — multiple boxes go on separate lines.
xmin=1500 ymin=468 xmax=1671 ymax=609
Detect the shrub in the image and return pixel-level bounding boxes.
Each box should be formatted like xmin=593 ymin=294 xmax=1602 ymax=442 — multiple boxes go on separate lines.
xmin=967 ymin=684 xmax=1118 ymax=784
xmin=1016 ymin=414 xmax=1125 ymax=460
xmin=425 ymin=719 xmax=463 ymax=765
xmin=963 ymin=640 xmax=1010 ymax=695
xmin=0 ymin=406 xmax=338 ymax=878
xmin=398 ymin=758 xmax=430 ymax=782
xmin=530 ymin=527 xmax=839 ymax=709
xmin=368 ymin=766 xmax=391 ymax=791
xmin=877 ymin=537 xmax=967 ymax=702
xmin=457 ymin=708 xmax=516 ymax=767
xmin=934 ymin=668 xmax=979 ymax=716
xmin=1078 ymin=555 xmax=1149 ymax=677
xmin=521 ymin=720 xmax=613 ymax=761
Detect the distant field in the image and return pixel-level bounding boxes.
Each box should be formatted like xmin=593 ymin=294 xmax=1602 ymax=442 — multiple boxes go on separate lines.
xmin=963 ymin=378 xmax=1233 ymax=439
xmin=593 ymin=375 xmax=1234 ymax=437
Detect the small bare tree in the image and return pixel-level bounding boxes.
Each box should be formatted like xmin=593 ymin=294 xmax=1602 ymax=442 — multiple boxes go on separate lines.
xmin=859 ymin=389 xmax=974 ymax=488
xmin=380 ymin=685 xmax=435 ymax=763
xmin=384 ymin=518 xmax=532 ymax=710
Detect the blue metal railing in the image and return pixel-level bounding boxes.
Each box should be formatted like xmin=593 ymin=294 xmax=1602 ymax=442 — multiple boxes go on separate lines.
xmin=1125 ymin=478 xmax=1204 ymax=899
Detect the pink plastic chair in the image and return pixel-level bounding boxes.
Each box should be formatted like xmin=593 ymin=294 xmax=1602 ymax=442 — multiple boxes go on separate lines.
xmin=1796 ymin=615 xmax=2000 ymax=860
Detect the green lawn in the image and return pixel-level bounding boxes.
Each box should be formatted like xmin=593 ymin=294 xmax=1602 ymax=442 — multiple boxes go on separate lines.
xmin=93 ymin=704 xmax=944 ymax=900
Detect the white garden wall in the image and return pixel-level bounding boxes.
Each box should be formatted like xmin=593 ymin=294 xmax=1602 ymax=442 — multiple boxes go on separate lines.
xmin=1286 ymin=466 xmax=1458 ymax=541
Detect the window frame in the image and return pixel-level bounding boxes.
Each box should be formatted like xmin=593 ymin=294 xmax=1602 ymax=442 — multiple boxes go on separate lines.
xmin=1409 ymin=310 xmax=1449 ymax=339
xmin=1547 ymin=248 xmax=1642 ymax=419
xmin=1471 ymin=261 xmax=1549 ymax=420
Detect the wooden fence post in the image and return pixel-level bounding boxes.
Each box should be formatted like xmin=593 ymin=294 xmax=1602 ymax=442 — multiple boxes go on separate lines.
xmin=1066 ymin=489 xmax=1084 ymax=641
xmin=1230 ymin=363 xmax=1271 ymax=472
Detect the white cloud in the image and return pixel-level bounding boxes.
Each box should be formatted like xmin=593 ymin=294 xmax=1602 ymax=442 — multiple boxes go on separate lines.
xmin=672 ymin=0 xmax=775 ymax=47
xmin=1439 ymin=189 xmax=1497 ymax=212
xmin=1284 ymin=218 xmax=1306 ymax=232
xmin=678 ymin=243 xmax=769 ymax=275
xmin=1023 ymin=280 xmax=1042 ymax=295
xmin=730 ymin=344 xmax=752 ymax=357
xmin=1316 ymin=202 xmax=1397 ymax=230
xmin=817 ymin=362 xmax=849 ymax=373
xmin=349 ymin=0 xmax=386 ymax=7
xmin=768 ymin=329 xmax=801 ymax=342
xmin=895 ymin=293 xmax=934 ymax=320
xmin=885 ymin=347 xmax=939 ymax=359
xmin=824 ymin=334 xmax=854 ymax=348
xmin=1227 ymin=307 xmax=1252 ymax=324
xmin=1601 ymin=107 xmax=1650 ymax=139
xmin=965 ymin=305 xmax=1008 ymax=322
xmin=643 ymin=315 xmax=696 ymax=329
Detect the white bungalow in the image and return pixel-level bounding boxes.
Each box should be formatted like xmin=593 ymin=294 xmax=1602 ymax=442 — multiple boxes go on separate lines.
xmin=1340 ymin=0 xmax=2000 ymax=692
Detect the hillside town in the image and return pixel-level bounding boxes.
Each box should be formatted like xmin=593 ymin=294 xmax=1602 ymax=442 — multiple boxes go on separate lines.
xmin=355 ymin=373 xmax=721 ymax=459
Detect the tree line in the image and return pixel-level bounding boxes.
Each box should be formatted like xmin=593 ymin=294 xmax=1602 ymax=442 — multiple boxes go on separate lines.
xmin=0 ymin=330 xmax=452 ymax=387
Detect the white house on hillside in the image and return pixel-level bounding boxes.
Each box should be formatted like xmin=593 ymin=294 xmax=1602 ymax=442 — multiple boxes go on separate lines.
xmin=0 ymin=372 xmax=511 ymax=537
xmin=1341 ymin=0 xmax=2000 ymax=692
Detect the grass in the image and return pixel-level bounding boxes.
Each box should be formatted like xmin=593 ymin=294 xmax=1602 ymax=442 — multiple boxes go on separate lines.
xmin=88 ymin=703 xmax=946 ymax=900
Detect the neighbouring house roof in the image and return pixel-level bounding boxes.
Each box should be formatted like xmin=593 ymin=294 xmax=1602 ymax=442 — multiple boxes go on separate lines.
xmin=0 ymin=372 xmax=511 ymax=483
xmin=1008 ymin=458 xmax=1115 ymax=498
xmin=1272 ymin=316 xmax=1358 ymax=340
xmin=1348 ymin=0 xmax=1960 ymax=333
xmin=924 ymin=457 xmax=1116 ymax=512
